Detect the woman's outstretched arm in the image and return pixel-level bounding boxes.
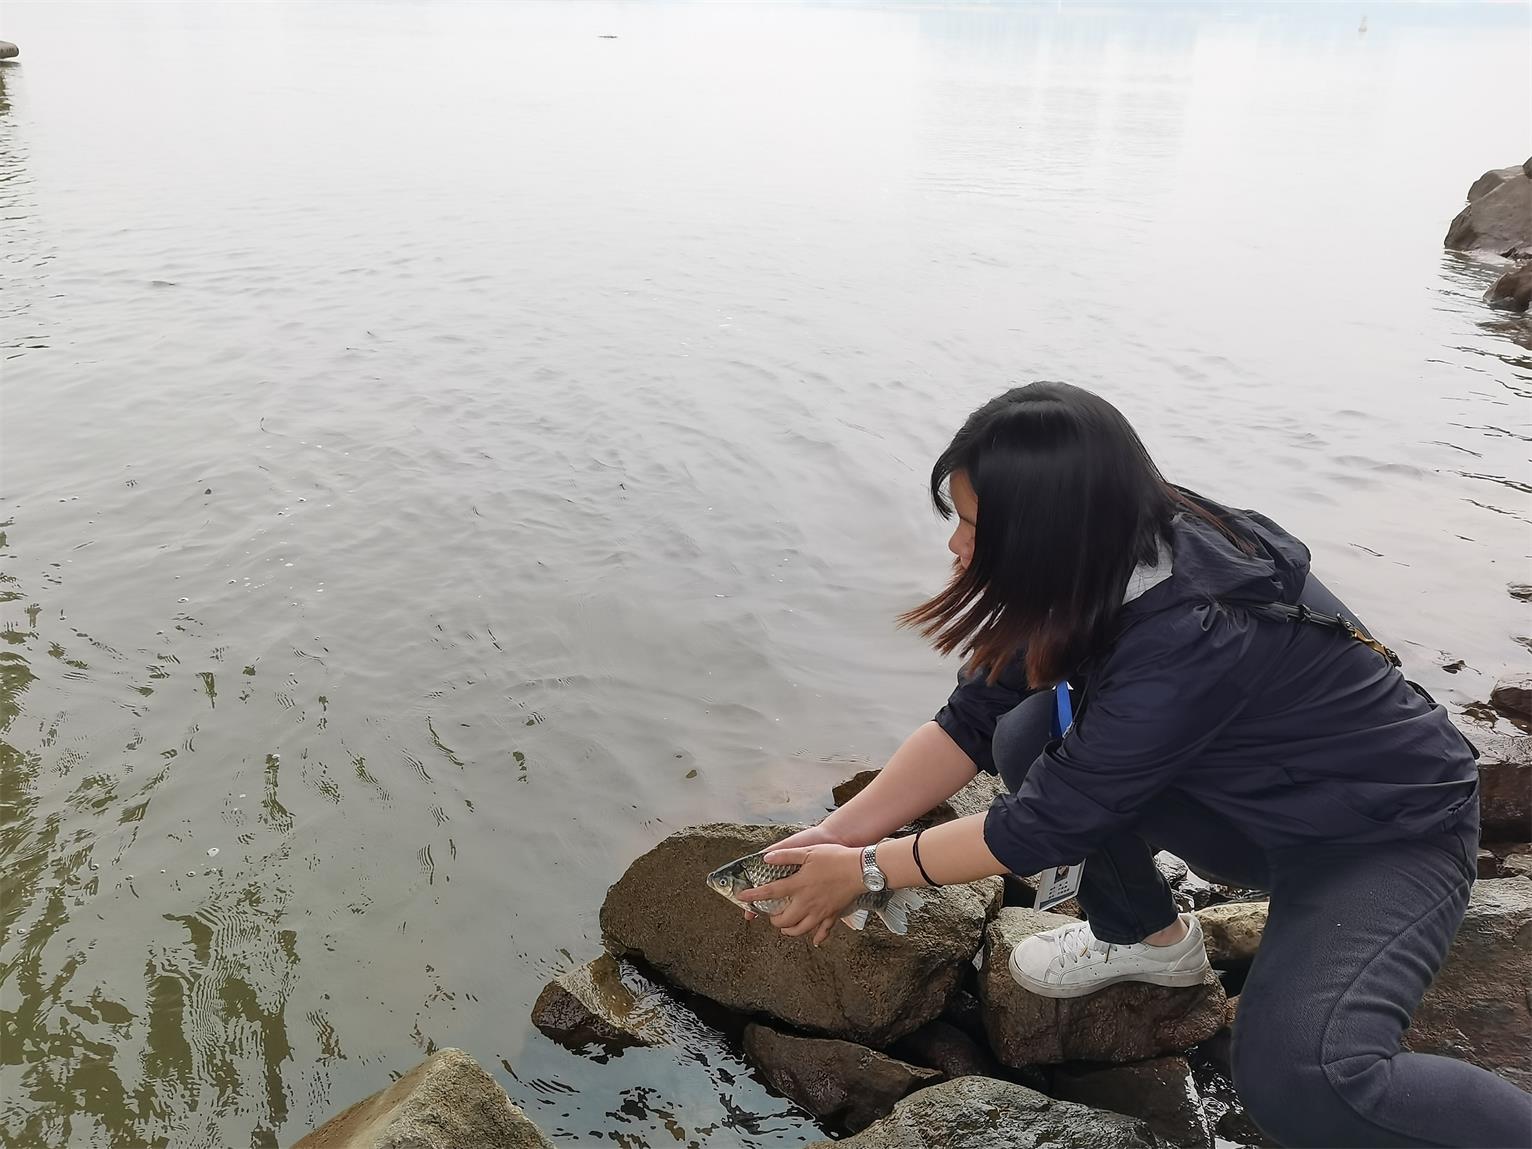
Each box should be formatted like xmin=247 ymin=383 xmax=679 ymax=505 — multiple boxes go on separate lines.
xmin=772 ymin=721 xmax=978 ymax=850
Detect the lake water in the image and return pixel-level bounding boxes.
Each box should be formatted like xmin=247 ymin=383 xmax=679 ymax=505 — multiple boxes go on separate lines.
xmin=2 ymin=2 xmax=1529 ymax=1146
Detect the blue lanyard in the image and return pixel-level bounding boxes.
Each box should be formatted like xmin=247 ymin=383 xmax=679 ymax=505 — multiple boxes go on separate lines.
xmin=1051 ymin=681 xmax=1074 ymax=738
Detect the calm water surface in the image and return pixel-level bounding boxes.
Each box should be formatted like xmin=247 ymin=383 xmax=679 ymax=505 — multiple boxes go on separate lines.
xmin=2 ymin=3 xmax=1529 ymax=1146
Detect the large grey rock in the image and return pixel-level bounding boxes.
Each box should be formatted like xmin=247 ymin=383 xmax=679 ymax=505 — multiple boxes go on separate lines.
xmin=292 ymin=1049 xmax=552 ymax=1149
xmin=530 ymin=953 xmax=678 ymax=1055
xmin=1445 ymin=167 xmax=1532 ymax=257
xmin=806 ymin=1076 xmax=1163 ymax=1149
xmin=1053 ymin=1056 xmax=1210 ymax=1149
xmin=1490 ymin=673 xmax=1532 ymax=732
xmin=743 ymin=1023 xmax=941 ymax=1133
xmin=1474 ymin=731 xmax=1531 ymax=841
xmin=1405 ymin=876 xmax=1532 ymax=1090
xmin=1467 ymin=165 xmax=1524 ymax=202
xmin=600 ymin=823 xmax=1001 ymax=1046
xmin=980 ymin=908 xmax=1226 ymax=1065
xmin=1486 ymin=262 xmax=1532 ymax=314
xmin=1195 ymin=901 xmax=1267 ymax=964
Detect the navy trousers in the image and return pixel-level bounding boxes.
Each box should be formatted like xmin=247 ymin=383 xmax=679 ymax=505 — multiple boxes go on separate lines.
xmin=994 ymin=693 xmax=1532 ymax=1148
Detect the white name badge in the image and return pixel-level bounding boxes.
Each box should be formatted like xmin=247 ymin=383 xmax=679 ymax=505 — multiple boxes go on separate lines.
xmin=1034 ymin=862 xmax=1085 ymax=912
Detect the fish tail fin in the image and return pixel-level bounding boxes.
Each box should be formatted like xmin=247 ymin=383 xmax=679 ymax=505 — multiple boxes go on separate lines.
xmin=876 ymin=889 xmax=925 ymax=935
xmin=840 ymin=907 xmax=870 ymax=931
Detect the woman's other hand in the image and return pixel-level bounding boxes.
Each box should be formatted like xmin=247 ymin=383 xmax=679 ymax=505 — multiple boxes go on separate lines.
xmin=740 ymin=844 xmax=867 ymax=947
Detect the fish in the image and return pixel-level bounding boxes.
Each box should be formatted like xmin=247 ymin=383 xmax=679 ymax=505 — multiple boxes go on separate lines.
xmin=704 ymin=849 xmax=926 ymax=935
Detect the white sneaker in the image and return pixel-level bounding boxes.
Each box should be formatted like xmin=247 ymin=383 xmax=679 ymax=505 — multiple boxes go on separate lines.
xmin=1008 ymin=913 xmax=1211 ymax=999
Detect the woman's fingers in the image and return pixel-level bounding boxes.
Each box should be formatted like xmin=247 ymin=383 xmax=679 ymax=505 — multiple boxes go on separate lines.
xmin=739 ymin=881 xmax=788 ymax=903
xmin=763 ymin=846 xmax=813 ymax=866
xmin=813 ymin=921 xmax=833 ymax=946
xmin=770 ymin=902 xmax=808 ymax=931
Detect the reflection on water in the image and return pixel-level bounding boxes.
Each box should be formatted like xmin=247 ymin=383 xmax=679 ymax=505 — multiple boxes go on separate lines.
xmin=1 ymin=2 xmax=1529 ymax=1146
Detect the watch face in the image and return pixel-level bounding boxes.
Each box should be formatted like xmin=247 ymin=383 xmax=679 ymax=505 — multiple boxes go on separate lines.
xmin=863 ymin=852 xmax=886 ymax=891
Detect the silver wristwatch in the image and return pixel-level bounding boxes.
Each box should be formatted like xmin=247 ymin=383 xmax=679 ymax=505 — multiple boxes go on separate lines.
xmin=861 ymin=843 xmax=888 ymax=893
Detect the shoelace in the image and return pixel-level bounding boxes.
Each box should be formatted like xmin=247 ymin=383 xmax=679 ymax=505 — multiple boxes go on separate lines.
xmin=1053 ymin=922 xmax=1114 ymax=967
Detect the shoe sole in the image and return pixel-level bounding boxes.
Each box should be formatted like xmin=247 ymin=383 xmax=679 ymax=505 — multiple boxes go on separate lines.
xmin=1008 ymin=951 xmax=1211 ymax=999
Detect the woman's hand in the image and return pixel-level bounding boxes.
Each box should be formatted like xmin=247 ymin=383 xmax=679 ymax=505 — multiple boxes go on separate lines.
xmin=739 ymin=824 xmax=849 ymax=922
xmin=740 ymin=843 xmax=868 ymax=947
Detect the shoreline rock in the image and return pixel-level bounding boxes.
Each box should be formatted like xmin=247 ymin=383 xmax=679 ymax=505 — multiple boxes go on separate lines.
xmin=292 ymin=1049 xmax=552 ymax=1149
xmin=1489 ymin=673 xmax=1532 ymax=732
xmin=1445 ymin=158 xmax=1532 ymax=258
xmin=1471 ymin=730 xmax=1532 ymax=841
xmin=530 ymin=953 xmax=677 ymax=1056
xmin=1053 ymin=1055 xmax=1211 ymax=1149
xmin=806 ymin=1076 xmax=1162 ymax=1148
xmin=742 ymin=1023 xmax=941 ymax=1133
xmin=600 ymin=823 xmax=1001 ymax=1047
xmin=1196 ymin=900 xmax=1268 ymax=965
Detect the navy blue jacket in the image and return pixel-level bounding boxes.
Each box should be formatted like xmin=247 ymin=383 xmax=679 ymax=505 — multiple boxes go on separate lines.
xmin=933 ymin=501 xmax=1479 ymax=876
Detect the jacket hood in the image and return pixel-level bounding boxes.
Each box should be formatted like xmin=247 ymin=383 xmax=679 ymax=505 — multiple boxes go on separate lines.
xmin=1124 ymin=494 xmax=1311 ymax=618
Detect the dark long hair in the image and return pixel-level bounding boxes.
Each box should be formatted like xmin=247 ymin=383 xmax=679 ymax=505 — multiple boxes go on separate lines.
xmin=900 ymin=382 xmax=1236 ymax=686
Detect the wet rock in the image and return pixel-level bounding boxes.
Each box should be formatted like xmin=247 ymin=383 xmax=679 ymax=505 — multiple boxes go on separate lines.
xmin=1196 ymin=901 xmax=1267 ymax=964
xmin=1473 ymin=731 xmax=1532 ymax=840
xmin=530 ymin=953 xmax=675 ymax=1055
xmin=1486 ymin=262 xmax=1532 ymax=314
xmin=1503 ymin=853 xmax=1532 ymax=879
xmin=891 ymin=1019 xmax=1007 ymax=1081
xmin=0 ymin=41 xmax=18 ymax=60
xmin=807 ymin=1076 xmax=1161 ymax=1149
xmin=292 ymin=1048 xmax=552 ymax=1149
xmin=600 ymin=823 xmax=1002 ymax=1046
xmin=743 ymin=1023 xmax=941 ymax=1133
xmin=1405 ymin=876 xmax=1531 ymax=1090
xmin=1511 ymin=584 xmax=1532 ymax=603
xmin=979 ymin=908 xmax=1226 ymax=1066
xmin=1445 ymin=163 xmax=1532 ymax=257
xmin=1053 ymin=1056 xmax=1211 ymax=1149
xmin=1490 ymin=673 xmax=1532 ymax=732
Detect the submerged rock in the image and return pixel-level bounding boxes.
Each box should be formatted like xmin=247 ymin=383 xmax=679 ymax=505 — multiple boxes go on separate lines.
xmin=806 ymin=1076 xmax=1162 ymax=1149
xmin=292 ymin=1048 xmax=552 ymax=1149
xmin=1195 ymin=901 xmax=1267 ymax=964
xmin=600 ymin=823 xmax=1001 ymax=1046
xmin=1445 ymin=161 xmax=1532 ymax=257
xmin=1490 ymin=673 xmax=1532 ymax=732
xmin=979 ymin=908 xmax=1226 ymax=1066
xmin=1486 ymin=262 xmax=1532 ymax=314
xmin=1473 ymin=731 xmax=1532 ymax=841
xmin=1405 ymin=876 xmax=1532 ymax=1091
xmin=1053 ymin=1056 xmax=1210 ymax=1149
xmin=743 ymin=1023 xmax=941 ymax=1133
xmin=530 ymin=953 xmax=677 ymax=1055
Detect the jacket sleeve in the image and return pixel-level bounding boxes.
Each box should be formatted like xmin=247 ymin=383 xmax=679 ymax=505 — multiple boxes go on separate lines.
xmin=933 ymin=655 xmax=1040 ymax=775
xmin=982 ymin=605 xmax=1250 ymax=875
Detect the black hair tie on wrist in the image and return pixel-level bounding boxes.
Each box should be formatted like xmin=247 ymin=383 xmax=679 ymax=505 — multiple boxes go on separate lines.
xmin=912 ymin=829 xmax=941 ymax=887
